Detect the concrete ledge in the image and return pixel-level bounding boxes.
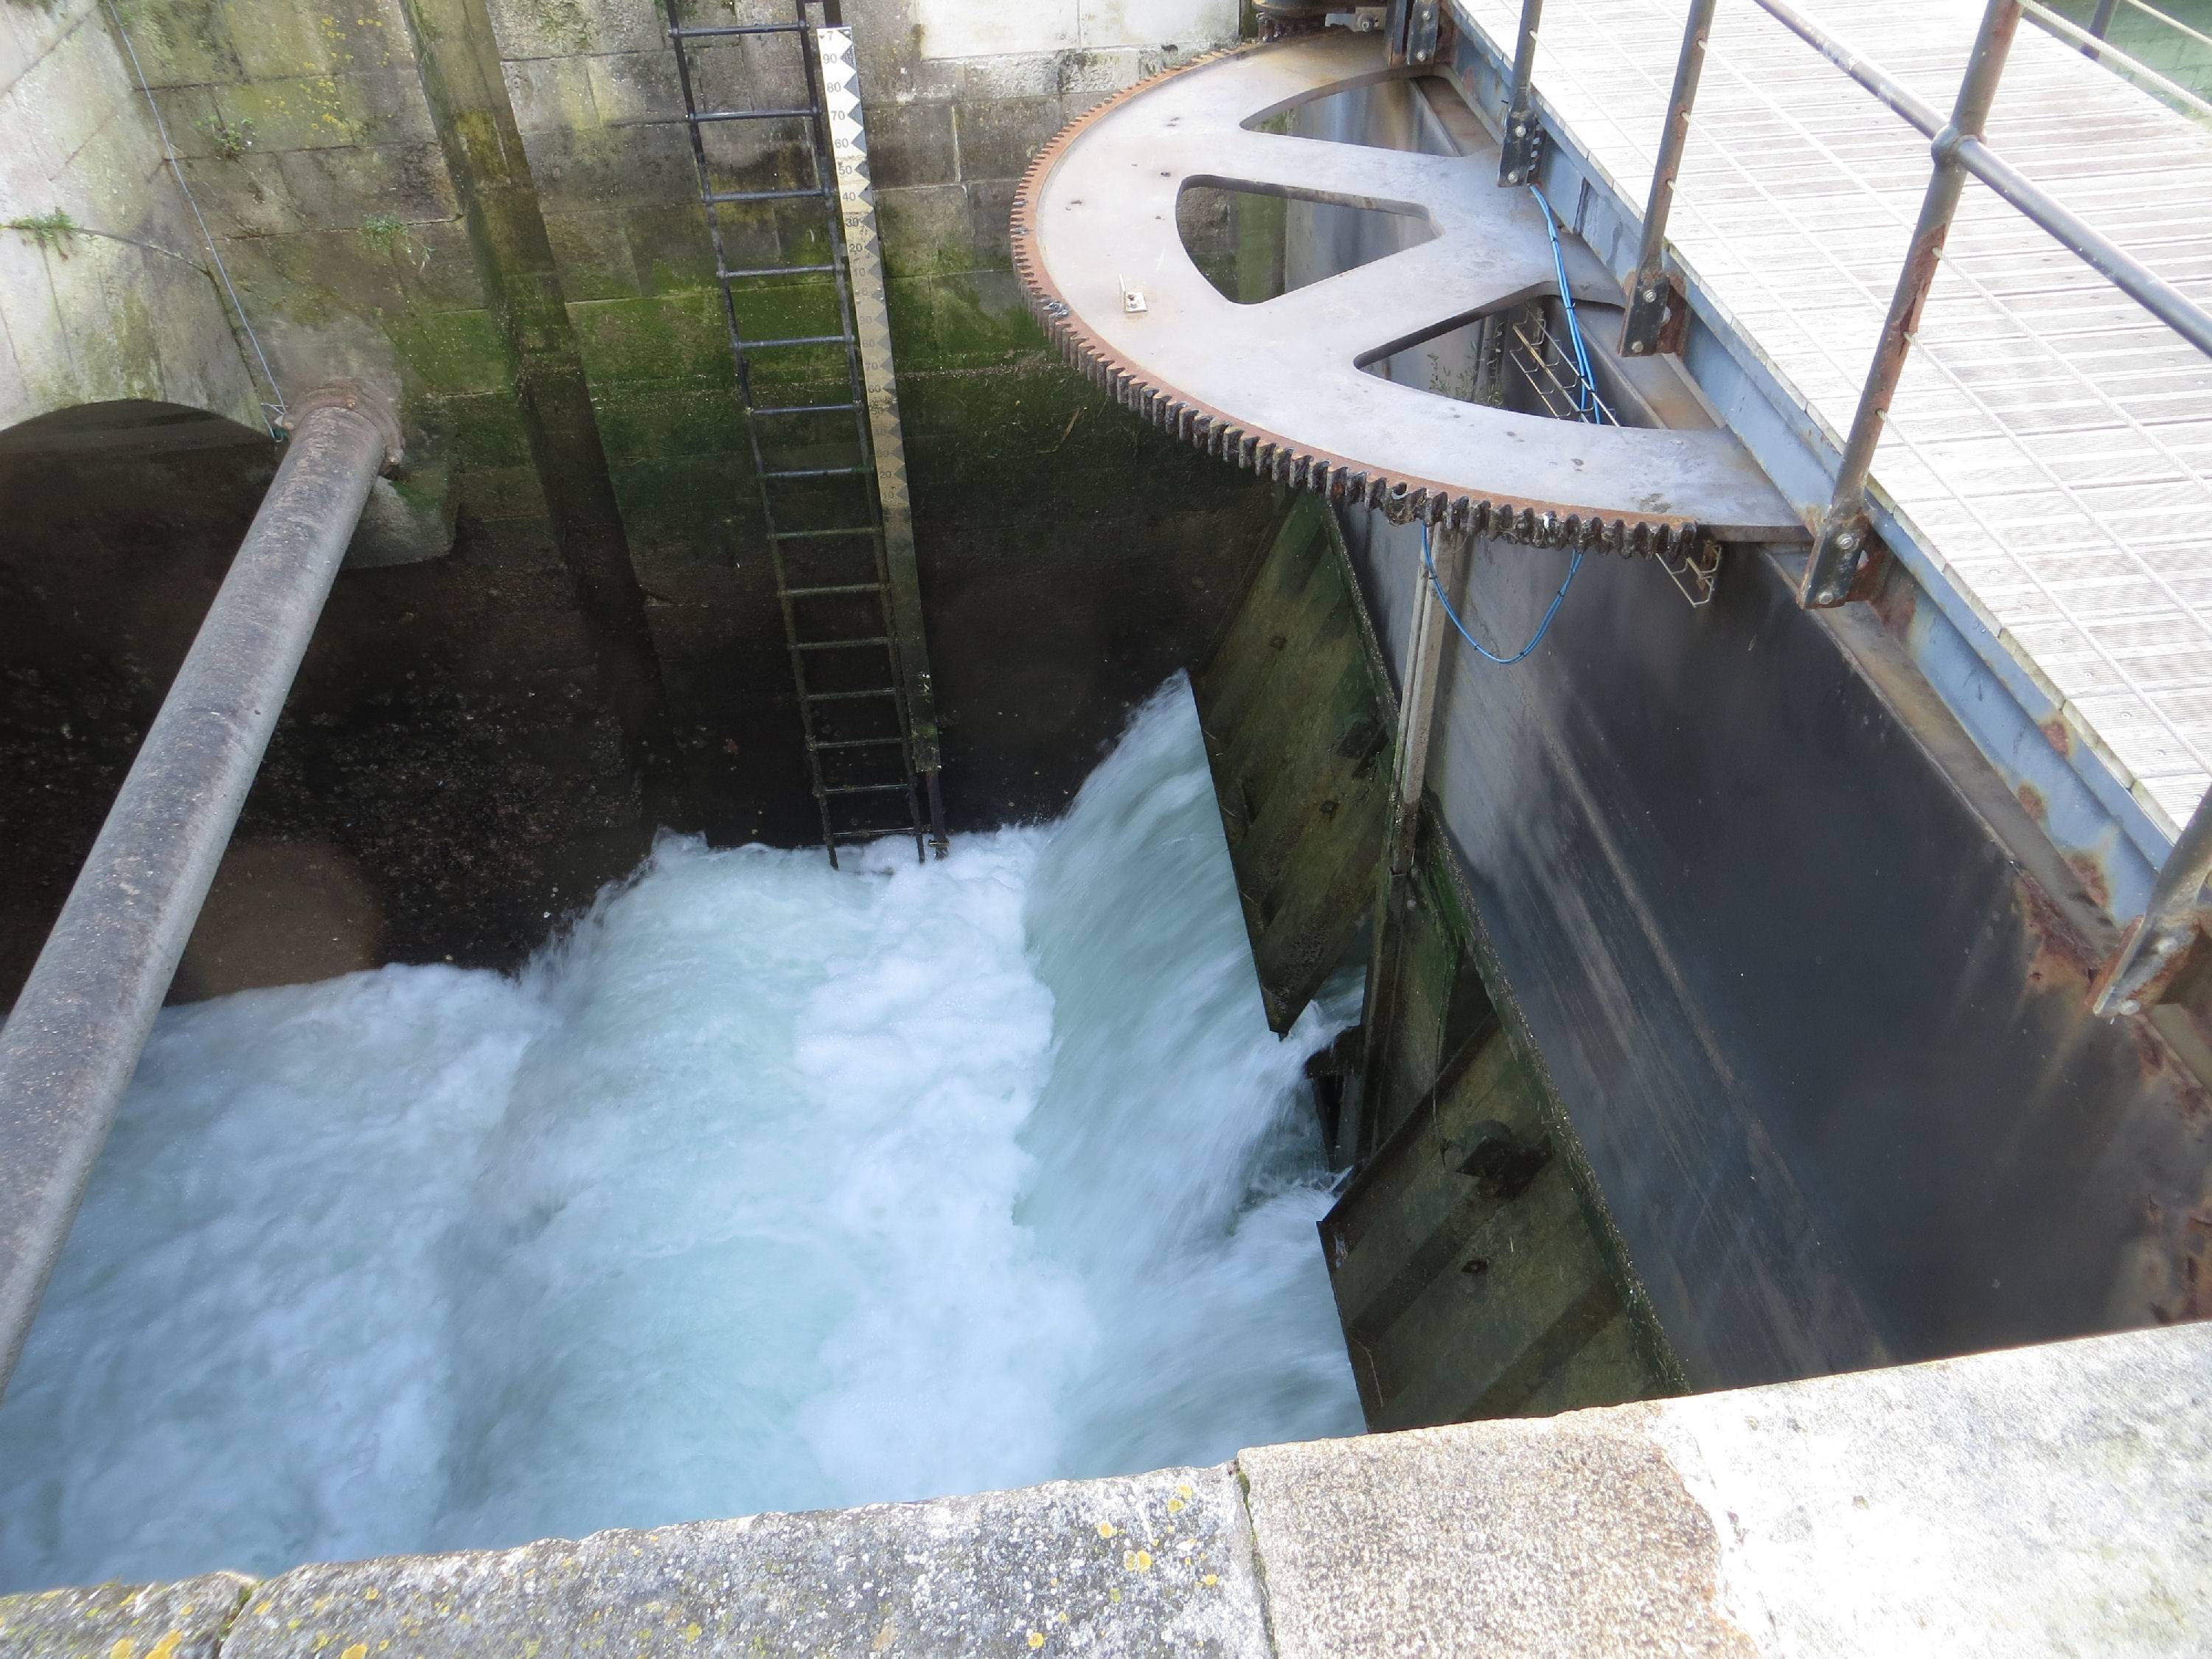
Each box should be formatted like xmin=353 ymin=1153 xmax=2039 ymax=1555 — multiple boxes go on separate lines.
xmin=4 ymin=1326 xmax=2208 ymax=1657
xmin=1242 ymin=1323 xmax=2212 ymax=1657
xmin=0 ymin=1573 xmax=253 ymax=1659
xmin=223 ymin=1465 xmax=1263 ymax=1659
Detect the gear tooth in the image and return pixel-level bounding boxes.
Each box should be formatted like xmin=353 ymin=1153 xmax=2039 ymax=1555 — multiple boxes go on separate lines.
xmin=1309 ymin=460 xmax=1331 ymax=495
xmin=1366 ymin=475 xmax=1387 ymax=509
xmin=1273 ymin=451 xmax=1296 ymax=484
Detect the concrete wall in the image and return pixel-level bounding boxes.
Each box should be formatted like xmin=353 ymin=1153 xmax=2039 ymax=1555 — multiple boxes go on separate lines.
xmin=0 ymin=0 xmax=1270 ymax=999
xmin=0 ymin=0 xmax=262 ymax=431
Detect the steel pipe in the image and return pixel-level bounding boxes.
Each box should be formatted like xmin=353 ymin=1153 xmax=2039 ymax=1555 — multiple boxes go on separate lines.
xmin=0 ymin=388 xmax=394 ymax=1397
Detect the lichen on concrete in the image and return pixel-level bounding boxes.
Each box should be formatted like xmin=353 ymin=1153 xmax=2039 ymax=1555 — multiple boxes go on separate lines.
xmin=0 ymin=1573 xmax=254 ymax=1659
xmin=221 ymin=1465 xmax=1268 ymax=1659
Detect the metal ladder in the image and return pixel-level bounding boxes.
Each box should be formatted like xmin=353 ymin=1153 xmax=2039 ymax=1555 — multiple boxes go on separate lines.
xmin=661 ymin=0 xmax=943 ymax=867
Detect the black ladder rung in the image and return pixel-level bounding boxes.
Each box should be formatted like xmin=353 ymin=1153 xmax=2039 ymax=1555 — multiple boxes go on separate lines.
xmin=721 ymin=263 xmax=838 ymax=280
xmin=772 ymin=526 xmax=875 ymax=541
xmin=794 ymin=636 xmax=890 ymax=651
xmin=813 ymin=736 xmax=907 ymax=751
xmin=706 ymin=187 xmax=827 ymax=204
xmin=764 ymin=465 xmax=872 ymax=480
xmin=804 ymin=687 xmax=900 ymax=702
xmin=821 ymin=782 xmax=911 ymax=797
xmin=691 ymin=108 xmax=813 ymax=123
xmin=669 ymin=21 xmax=804 ymax=36
xmin=753 ymin=400 xmax=859 ymax=417
xmin=829 ymin=827 xmax=919 ymax=843
xmin=785 ymin=582 xmax=883 ymax=597
xmin=745 ymin=333 xmax=853 ymax=349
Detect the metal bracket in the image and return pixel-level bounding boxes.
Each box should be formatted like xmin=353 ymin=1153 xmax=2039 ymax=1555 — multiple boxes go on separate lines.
xmin=1498 ymin=109 xmax=1543 ymax=185
xmin=2093 ymin=788 xmax=2212 ymax=1018
xmin=1801 ymin=509 xmax=1874 ymax=608
xmin=1404 ymin=0 xmax=1441 ymax=64
xmin=1383 ymin=0 xmax=1440 ymax=66
xmin=1618 ymin=271 xmax=1686 ymax=357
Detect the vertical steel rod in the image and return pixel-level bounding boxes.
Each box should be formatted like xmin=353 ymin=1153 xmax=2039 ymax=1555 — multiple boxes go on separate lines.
xmin=1343 ymin=528 xmax=1467 ymax=1166
xmin=1498 ymin=0 xmax=1545 ymax=185
xmin=1798 ymin=0 xmax=2023 ymax=609
xmin=2092 ymin=789 xmax=2212 ymax=1016
xmin=2084 ymin=0 xmax=2118 ymax=55
xmin=0 ymin=391 xmax=393 ymax=1398
xmin=1619 ymin=0 xmax=1717 ymax=356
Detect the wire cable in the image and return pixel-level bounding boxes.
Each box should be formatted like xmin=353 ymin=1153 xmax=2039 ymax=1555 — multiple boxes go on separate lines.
xmin=1419 ymin=184 xmax=1599 ymax=666
xmin=103 ymin=0 xmax=288 ymax=433
xmin=1424 ymin=522 xmax=1584 ymax=666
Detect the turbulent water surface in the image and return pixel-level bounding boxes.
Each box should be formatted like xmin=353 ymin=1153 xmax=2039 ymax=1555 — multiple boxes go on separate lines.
xmin=0 ymin=678 xmax=1362 ymax=1590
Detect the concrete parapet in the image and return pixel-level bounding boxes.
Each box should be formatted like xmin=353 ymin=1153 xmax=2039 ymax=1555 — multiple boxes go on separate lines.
xmin=4 ymin=1323 xmax=2205 ymax=1656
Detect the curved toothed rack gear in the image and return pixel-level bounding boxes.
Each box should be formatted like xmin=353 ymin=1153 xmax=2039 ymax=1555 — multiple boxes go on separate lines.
xmin=1010 ymin=32 xmax=1798 ymax=557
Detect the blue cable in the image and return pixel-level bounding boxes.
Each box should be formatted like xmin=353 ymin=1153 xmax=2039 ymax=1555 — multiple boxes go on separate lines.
xmin=1416 ymin=184 xmax=1599 ymax=666
xmin=1424 ymin=523 xmax=1584 ymax=666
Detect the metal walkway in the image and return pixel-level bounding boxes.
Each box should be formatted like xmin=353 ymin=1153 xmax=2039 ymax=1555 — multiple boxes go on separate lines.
xmin=661 ymin=0 xmax=945 ymax=865
xmin=1458 ymin=0 xmax=2212 ymax=832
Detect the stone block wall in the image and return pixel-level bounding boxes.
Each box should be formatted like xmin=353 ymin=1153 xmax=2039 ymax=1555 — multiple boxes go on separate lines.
xmin=0 ymin=0 xmax=260 ymax=428
xmin=0 ymin=0 xmax=1273 ymax=995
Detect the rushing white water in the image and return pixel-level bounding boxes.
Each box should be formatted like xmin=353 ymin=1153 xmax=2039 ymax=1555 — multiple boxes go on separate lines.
xmin=0 ymin=678 xmax=1362 ymax=1591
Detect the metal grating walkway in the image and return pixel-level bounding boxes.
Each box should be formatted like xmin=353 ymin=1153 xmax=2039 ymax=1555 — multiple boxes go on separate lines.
xmin=1460 ymin=0 xmax=2212 ymax=830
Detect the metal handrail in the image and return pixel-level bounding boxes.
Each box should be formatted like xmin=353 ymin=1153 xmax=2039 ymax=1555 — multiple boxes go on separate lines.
xmin=2049 ymin=0 xmax=2212 ymax=116
xmin=1489 ymin=0 xmax=2212 ymax=1014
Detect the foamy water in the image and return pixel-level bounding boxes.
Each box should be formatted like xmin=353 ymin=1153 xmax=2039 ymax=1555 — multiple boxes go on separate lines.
xmin=0 ymin=678 xmax=1361 ymax=1590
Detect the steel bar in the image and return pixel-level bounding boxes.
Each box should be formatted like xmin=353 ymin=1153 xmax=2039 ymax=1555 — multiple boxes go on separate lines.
xmin=2091 ymin=786 xmax=2212 ymax=1016
xmin=667 ymin=21 xmax=804 ymax=36
xmin=1749 ymin=0 xmax=1946 ymax=131
xmin=1751 ymin=0 xmax=2212 ymax=360
xmin=1798 ymin=0 xmax=2022 ymax=609
xmin=0 ymin=390 xmax=392 ymax=1398
xmin=1345 ymin=526 xmax=1468 ymax=1164
xmin=719 ymin=263 xmax=838 ymax=279
xmin=2086 ymin=0 xmax=2119 ymax=52
xmin=688 ymin=107 xmax=814 ymax=122
xmin=2018 ymin=0 xmax=2212 ymax=122
xmin=1619 ymin=0 xmax=1717 ymax=357
xmin=1498 ymin=0 xmax=1545 ymax=185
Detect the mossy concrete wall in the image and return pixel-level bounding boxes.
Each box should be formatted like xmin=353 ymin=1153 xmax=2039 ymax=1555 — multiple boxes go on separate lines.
xmin=0 ymin=0 xmax=262 ymax=430
xmin=0 ymin=0 xmax=1271 ymax=997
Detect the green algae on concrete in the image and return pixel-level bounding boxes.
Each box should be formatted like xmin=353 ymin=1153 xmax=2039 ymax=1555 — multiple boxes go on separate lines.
xmin=394 ymin=0 xmax=692 ymax=832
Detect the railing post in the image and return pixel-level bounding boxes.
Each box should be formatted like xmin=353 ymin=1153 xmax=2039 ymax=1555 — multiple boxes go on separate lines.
xmin=1620 ymin=0 xmax=1718 ymax=356
xmin=2093 ymin=794 xmax=2212 ymax=1018
xmin=2084 ymin=0 xmax=2118 ymax=58
xmin=1498 ymin=0 xmax=1545 ymax=185
xmin=1799 ymin=0 xmax=2022 ymax=608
